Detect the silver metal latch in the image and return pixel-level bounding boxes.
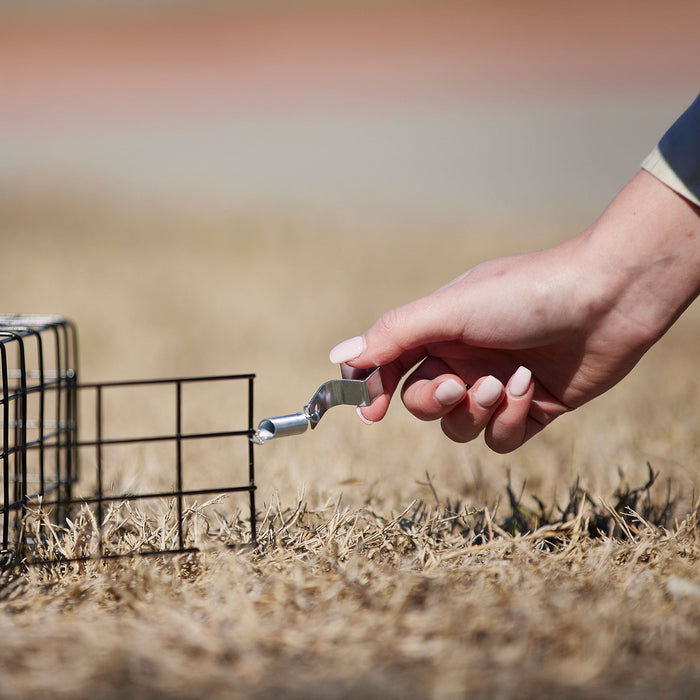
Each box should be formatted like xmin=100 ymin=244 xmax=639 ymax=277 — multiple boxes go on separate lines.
xmin=252 ymin=365 xmax=383 ymax=443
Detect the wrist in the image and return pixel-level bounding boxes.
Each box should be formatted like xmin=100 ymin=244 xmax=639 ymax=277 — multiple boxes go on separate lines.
xmin=582 ymin=170 xmax=700 ymax=348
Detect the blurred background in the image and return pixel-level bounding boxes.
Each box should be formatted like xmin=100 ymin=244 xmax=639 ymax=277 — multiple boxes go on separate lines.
xmin=3 ymin=0 xmax=699 ymax=224
xmin=1 ymin=0 xmax=699 ymax=505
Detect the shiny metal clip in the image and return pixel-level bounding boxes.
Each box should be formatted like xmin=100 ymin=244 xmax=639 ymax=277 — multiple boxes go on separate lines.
xmin=252 ymin=365 xmax=383 ymax=444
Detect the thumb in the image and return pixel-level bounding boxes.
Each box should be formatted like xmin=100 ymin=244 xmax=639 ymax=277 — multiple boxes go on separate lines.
xmin=329 ymin=293 xmax=461 ymax=368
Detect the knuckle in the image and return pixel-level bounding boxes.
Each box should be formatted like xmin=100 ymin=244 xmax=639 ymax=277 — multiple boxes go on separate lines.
xmin=441 ymin=424 xmax=470 ymax=443
xmin=485 ymin=424 xmax=523 ymax=454
xmin=440 ymin=414 xmax=477 ymax=443
xmin=375 ymin=307 xmax=402 ymax=339
xmin=404 ymin=396 xmax=440 ymax=422
xmin=485 ymin=437 xmax=517 ymax=454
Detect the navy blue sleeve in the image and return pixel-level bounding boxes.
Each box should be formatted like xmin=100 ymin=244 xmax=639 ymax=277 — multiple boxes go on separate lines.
xmin=657 ymin=94 xmax=700 ymax=204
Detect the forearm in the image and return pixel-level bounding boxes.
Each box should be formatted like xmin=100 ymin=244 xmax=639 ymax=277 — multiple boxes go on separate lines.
xmin=580 ymin=169 xmax=700 ymax=349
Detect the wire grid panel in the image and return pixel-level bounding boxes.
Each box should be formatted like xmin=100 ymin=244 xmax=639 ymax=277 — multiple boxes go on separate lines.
xmin=69 ymin=374 xmax=257 ymax=561
xmin=0 ymin=315 xmax=79 ymax=563
xmin=1 ymin=315 xmax=257 ymax=566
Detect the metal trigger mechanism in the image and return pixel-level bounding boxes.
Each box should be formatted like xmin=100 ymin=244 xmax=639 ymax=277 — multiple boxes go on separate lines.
xmin=252 ymin=365 xmax=383 ymax=444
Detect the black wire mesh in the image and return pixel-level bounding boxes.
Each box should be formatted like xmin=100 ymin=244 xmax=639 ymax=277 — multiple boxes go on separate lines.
xmin=1 ymin=315 xmax=257 ymax=567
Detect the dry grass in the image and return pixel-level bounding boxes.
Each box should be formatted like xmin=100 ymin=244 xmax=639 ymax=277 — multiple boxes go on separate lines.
xmin=1 ymin=189 xmax=700 ymax=698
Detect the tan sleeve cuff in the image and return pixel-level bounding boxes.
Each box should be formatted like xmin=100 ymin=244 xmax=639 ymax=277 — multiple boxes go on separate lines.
xmin=642 ymin=145 xmax=700 ymax=207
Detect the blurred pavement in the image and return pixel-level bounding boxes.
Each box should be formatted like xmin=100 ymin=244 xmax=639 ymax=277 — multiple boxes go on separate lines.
xmin=1 ymin=1 xmax=699 ymax=228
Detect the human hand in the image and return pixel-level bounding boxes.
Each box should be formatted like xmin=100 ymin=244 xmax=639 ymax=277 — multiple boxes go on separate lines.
xmin=329 ymin=171 xmax=700 ymax=452
xmin=329 ymin=246 xmax=604 ymax=453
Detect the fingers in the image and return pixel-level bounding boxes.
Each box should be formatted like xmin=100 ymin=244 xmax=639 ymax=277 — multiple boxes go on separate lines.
xmin=330 ymin=295 xmax=463 ymax=423
xmin=330 ymin=289 xmax=468 ymax=423
xmin=484 ymin=366 xmax=536 ymax=453
xmin=399 ymin=361 xmax=536 ymax=452
xmin=434 ymin=366 xmax=542 ymax=453
xmin=329 ymin=292 xmax=462 ymax=369
xmin=331 ymin=309 xmax=556 ymax=451
xmin=400 ymin=356 xmax=467 ymax=421
xmin=355 ymin=347 xmax=429 ymax=423
xmin=440 ymin=375 xmax=505 ymax=443
xmin=359 ymin=363 xmax=542 ymax=453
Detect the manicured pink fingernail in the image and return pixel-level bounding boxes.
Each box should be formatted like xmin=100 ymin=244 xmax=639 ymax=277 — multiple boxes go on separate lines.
xmin=475 ymin=376 xmax=504 ymax=407
xmin=329 ymin=336 xmax=366 ymax=364
xmin=356 ymin=406 xmax=374 ymax=425
xmin=509 ymin=366 xmax=532 ymax=397
xmin=434 ymin=379 xmax=466 ymax=406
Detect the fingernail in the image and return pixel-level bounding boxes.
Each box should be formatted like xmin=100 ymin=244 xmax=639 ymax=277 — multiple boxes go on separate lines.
xmin=475 ymin=376 xmax=504 ymax=407
xmin=356 ymin=406 xmax=374 ymax=425
xmin=329 ymin=336 xmax=366 ymax=364
xmin=509 ymin=366 xmax=532 ymax=397
xmin=434 ymin=379 xmax=466 ymax=406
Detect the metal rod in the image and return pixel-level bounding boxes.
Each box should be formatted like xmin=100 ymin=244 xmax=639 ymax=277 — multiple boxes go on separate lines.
xmin=256 ymin=413 xmax=309 ymax=442
xmin=248 ymin=375 xmax=257 ymax=545
xmin=16 ymin=333 xmax=27 ymax=554
xmin=26 ymin=484 xmax=257 ymax=508
xmin=96 ymin=384 xmax=104 ymax=557
xmin=1 ymin=341 xmax=9 ymax=551
xmin=75 ymin=373 xmax=255 ymax=389
xmin=176 ymin=380 xmax=184 ymax=551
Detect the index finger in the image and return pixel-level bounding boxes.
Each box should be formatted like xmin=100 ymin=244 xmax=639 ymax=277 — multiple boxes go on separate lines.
xmin=349 ymin=346 xmax=426 ymax=422
xmin=329 ymin=294 xmax=462 ymax=369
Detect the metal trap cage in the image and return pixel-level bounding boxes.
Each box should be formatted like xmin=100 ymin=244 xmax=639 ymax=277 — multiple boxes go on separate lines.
xmin=0 ymin=315 xmax=256 ymax=567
